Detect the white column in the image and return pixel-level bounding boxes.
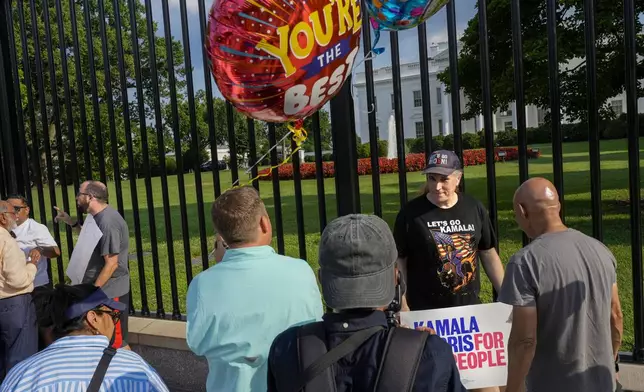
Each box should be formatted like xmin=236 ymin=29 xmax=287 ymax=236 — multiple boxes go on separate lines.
xmin=442 ymin=84 xmax=451 ymax=135
xmin=512 ymin=102 xmax=518 ymax=129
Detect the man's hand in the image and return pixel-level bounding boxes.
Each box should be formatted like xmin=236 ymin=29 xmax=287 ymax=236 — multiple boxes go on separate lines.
xmin=28 ymin=248 xmax=42 ymax=263
xmin=54 ymin=206 xmax=74 ymax=226
xmin=416 ymin=326 xmax=437 ymax=335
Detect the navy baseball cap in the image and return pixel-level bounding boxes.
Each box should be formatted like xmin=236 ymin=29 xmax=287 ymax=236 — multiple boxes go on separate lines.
xmin=64 ymin=288 xmax=126 ymax=320
xmin=422 ymin=150 xmax=462 ymax=176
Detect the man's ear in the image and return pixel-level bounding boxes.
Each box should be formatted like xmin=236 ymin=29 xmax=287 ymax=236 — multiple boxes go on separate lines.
xmin=85 ymin=310 xmax=100 ymax=331
xmin=518 ymin=203 xmax=528 ymax=219
xmin=259 ymin=215 xmax=270 ymax=234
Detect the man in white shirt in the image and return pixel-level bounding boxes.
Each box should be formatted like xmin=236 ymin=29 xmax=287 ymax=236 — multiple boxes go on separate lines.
xmin=7 ymin=195 xmax=60 ymax=289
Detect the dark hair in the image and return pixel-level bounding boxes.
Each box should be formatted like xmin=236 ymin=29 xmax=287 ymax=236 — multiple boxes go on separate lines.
xmin=84 ymin=181 xmax=109 ymax=203
xmin=6 ymin=194 xmax=29 ymax=207
xmin=33 ymin=284 xmax=100 ymax=339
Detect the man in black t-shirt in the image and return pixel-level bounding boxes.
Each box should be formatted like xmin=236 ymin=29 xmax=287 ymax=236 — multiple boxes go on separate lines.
xmin=394 ymin=150 xmax=505 ymax=311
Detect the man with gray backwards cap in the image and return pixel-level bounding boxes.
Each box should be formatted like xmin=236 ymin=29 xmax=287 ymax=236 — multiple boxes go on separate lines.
xmin=267 ymin=214 xmax=465 ymax=392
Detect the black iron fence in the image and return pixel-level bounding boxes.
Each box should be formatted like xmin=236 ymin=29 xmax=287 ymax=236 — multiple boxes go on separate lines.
xmin=0 ymin=0 xmax=641 ymax=363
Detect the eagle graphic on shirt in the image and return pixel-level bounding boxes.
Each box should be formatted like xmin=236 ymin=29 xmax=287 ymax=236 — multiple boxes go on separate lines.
xmin=430 ymin=231 xmax=477 ymax=292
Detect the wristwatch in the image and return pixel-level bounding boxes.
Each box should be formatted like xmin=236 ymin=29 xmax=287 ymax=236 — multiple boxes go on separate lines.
xmin=615 ymin=355 xmax=620 ymax=373
xmin=71 ymin=221 xmax=80 ymax=228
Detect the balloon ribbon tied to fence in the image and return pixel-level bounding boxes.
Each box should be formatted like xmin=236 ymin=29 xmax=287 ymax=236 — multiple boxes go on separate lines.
xmin=230 ymin=119 xmax=307 ymax=189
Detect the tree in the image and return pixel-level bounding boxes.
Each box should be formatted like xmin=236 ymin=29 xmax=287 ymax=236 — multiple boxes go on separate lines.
xmin=438 ymin=0 xmax=644 ymax=123
xmin=12 ymin=0 xmax=186 ymax=182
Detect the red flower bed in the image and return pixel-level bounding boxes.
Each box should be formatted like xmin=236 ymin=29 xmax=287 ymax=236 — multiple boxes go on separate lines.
xmin=258 ymin=147 xmax=541 ymax=181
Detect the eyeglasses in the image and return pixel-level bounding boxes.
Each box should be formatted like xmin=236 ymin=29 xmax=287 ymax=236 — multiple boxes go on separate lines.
xmin=214 ymin=235 xmax=229 ymax=251
xmin=13 ymin=206 xmax=27 ymax=213
xmin=93 ymin=309 xmax=121 ymax=324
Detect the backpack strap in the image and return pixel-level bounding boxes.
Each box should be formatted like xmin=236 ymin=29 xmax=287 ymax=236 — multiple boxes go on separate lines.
xmin=86 ymin=346 xmax=117 ymax=392
xmin=373 ymin=327 xmax=429 ymax=392
xmin=296 ymin=322 xmax=335 ymax=392
xmin=294 ymin=324 xmax=384 ymax=392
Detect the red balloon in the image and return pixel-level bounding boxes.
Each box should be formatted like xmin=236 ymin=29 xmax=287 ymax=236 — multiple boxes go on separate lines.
xmin=207 ymin=0 xmax=363 ymax=123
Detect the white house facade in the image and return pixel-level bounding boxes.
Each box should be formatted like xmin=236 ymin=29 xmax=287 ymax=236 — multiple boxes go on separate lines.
xmin=352 ymin=41 xmax=644 ymax=142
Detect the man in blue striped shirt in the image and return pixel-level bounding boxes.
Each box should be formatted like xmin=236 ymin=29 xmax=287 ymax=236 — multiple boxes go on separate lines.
xmin=0 ymin=285 xmax=169 ymax=392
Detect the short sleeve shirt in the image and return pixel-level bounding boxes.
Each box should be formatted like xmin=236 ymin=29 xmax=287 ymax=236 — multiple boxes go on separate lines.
xmin=393 ymin=193 xmax=496 ymax=310
xmin=13 ymin=219 xmax=58 ymax=287
xmin=498 ymin=229 xmax=617 ymax=392
xmin=82 ymin=206 xmax=130 ymax=298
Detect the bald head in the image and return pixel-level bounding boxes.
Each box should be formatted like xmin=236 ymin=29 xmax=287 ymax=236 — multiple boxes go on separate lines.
xmin=513 ymin=178 xmax=566 ymax=238
xmin=514 ymin=177 xmax=561 ymax=212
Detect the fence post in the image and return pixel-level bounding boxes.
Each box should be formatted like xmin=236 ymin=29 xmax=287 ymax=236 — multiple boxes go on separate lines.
xmin=331 ymin=77 xmax=361 ymax=216
xmin=0 ymin=0 xmax=24 ymax=197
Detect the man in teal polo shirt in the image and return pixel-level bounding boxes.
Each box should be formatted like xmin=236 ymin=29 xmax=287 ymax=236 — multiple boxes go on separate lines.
xmin=186 ymin=186 xmax=323 ymax=392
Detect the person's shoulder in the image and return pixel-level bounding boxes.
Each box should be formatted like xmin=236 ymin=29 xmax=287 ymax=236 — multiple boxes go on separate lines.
xmin=115 ymin=348 xmax=155 ymax=367
xmin=507 ymin=245 xmax=537 ymax=267
xmin=273 ymin=254 xmax=315 ymax=273
xmin=569 ymin=229 xmax=613 ymax=252
xmin=114 ymin=350 xmax=168 ymax=386
xmin=99 ymin=205 xmax=126 ymax=223
xmin=28 ymin=218 xmax=49 ymax=231
xmin=398 ymin=194 xmax=431 ymax=217
xmin=269 ymin=323 xmax=301 ymax=358
xmin=458 ymin=193 xmax=486 ymax=211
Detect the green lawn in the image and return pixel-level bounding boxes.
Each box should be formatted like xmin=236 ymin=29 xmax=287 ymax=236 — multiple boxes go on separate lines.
xmin=29 ymin=138 xmax=643 ymax=351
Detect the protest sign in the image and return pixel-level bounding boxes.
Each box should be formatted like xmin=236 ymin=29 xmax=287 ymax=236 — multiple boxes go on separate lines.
xmin=400 ymin=302 xmax=513 ymax=389
xmin=66 ymin=214 xmax=103 ymax=284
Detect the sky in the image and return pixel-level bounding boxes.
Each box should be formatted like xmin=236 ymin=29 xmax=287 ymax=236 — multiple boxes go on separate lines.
xmin=147 ymin=0 xmax=478 ymax=99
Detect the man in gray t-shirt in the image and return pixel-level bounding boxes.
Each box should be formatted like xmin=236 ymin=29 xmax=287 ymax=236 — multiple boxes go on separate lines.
xmin=499 ymin=178 xmax=623 ymax=392
xmin=55 ymin=180 xmax=131 ymax=349
xmin=82 ymin=205 xmax=130 ymax=298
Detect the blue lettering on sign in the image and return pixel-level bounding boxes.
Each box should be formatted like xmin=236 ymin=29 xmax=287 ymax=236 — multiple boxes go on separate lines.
xmin=414 ymin=316 xmax=480 ymax=336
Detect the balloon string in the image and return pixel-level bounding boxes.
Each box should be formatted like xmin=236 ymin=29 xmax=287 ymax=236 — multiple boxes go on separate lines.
xmin=229 ymin=120 xmax=308 ymax=189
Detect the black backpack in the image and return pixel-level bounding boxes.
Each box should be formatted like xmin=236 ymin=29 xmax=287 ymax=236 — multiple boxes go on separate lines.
xmin=289 ymin=322 xmax=429 ymax=392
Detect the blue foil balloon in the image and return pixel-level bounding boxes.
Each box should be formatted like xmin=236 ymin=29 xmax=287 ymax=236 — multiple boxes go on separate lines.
xmin=365 ymin=0 xmax=449 ymax=54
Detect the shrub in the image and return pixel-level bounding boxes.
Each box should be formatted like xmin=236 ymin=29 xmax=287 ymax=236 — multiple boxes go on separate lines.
xmin=165 ymin=157 xmax=177 ymax=175
xmin=462 ymin=133 xmax=481 ymax=150
xmin=406 ymin=138 xmax=425 ymax=154
xmin=258 ymin=147 xmax=541 ymax=181
xmin=359 ymin=140 xmax=389 ymax=158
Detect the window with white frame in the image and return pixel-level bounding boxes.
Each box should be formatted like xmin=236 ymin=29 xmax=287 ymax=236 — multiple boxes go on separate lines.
xmin=413 ymin=90 xmax=422 ymax=107
xmin=611 ymin=100 xmax=623 ymax=115
xmin=504 ymin=121 xmax=513 ymax=130
xmin=436 ymin=87 xmax=442 ymax=105
xmin=415 ymin=122 xmax=424 ymax=138
xmin=391 ymin=93 xmax=395 ymax=110
xmin=438 ymin=119 xmax=444 ymax=136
